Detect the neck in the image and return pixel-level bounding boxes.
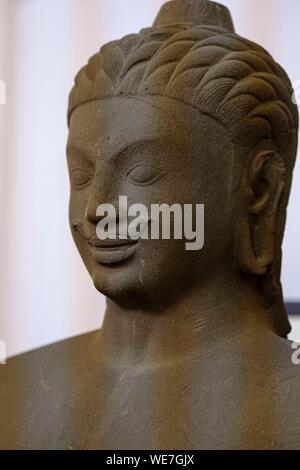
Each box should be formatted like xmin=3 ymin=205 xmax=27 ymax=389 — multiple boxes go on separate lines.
xmin=99 ymin=271 xmax=281 ymax=368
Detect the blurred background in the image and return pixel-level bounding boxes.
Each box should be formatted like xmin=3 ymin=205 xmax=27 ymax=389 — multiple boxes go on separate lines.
xmin=0 ymin=0 xmax=299 ymax=358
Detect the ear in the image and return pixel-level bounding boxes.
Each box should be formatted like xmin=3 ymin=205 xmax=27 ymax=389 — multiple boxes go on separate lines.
xmin=237 ymin=150 xmax=286 ymax=276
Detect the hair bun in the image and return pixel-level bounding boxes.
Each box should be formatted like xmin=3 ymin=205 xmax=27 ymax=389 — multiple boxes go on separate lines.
xmin=153 ymin=0 xmax=235 ymax=32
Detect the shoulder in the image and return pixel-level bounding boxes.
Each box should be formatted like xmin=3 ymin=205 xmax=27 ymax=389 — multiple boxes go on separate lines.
xmin=259 ymin=335 xmax=300 ymax=448
xmin=270 ymin=335 xmax=300 ymax=382
xmin=251 ymin=333 xmax=300 ymax=393
xmin=0 ymin=330 xmax=101 ymax=382
xmin=0 ymin=331 xmax=101 ymax=449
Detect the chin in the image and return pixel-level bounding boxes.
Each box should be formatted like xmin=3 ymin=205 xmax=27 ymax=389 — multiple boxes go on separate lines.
xmin=91 ymin=264 xmax=147 ymax=303
xmin=91 ymin=262 xmax=175 ymax=308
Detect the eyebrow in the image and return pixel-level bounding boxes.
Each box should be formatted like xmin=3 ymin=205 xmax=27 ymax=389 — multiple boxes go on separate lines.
xmin=67 ymin=138 xmax=164 ymax=163
xmin=66 ymin=146 xmax=96 ymax=163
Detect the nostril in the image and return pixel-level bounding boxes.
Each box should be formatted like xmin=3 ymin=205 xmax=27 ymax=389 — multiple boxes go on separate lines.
xmin=85 ymin=201 xmax=97 ymax=224
xmin=85 ymin=192 xmax=102 ymax=224
xmin=84 ymin=183 xmax=114 ymax=224
xmin=86 ymin=201 xmax=112 ymax=224
xmin=85 ymin=205 xmax=99 ymax=224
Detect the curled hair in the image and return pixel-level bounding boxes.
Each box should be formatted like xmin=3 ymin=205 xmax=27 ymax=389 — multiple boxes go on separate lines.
xmin=68 ymin=23 xmax=298 ymax=166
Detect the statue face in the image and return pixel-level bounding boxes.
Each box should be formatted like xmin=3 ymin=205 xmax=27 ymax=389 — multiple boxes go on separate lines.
xmin=67 ymin=96 xmax=237 ymax=306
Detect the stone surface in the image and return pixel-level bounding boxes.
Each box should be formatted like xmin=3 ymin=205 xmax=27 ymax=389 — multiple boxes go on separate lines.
xmin=0 ymin=0 xmax=299 ymax=450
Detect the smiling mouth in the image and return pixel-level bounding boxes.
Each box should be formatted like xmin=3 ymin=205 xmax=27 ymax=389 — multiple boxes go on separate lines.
xmin=88 ymin=237 xmax=138 ymax=265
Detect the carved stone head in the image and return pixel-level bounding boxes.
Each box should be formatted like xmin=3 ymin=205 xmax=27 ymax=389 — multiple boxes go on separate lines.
xmin=67 ymin=0 xmax=298 ymax=335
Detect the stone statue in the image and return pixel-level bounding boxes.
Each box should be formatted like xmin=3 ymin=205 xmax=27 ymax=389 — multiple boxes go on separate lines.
xmin=0 ymin=0 xmax=299 ymax=450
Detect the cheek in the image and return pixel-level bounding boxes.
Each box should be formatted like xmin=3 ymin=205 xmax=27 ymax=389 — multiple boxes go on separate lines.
xmin=132 ymin=239 xmax=204 ymax=298
xmin=69 ymin=189 xmax=89 ymax=225
xmin=69 ymin=190 xmax=93 ymax=263
xmin=169 ymin=166 xmax=235 ymax=260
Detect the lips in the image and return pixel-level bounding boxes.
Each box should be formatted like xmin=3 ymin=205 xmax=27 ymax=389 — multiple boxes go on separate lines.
xmin=88 ymin=236 xmax=138 ymax=265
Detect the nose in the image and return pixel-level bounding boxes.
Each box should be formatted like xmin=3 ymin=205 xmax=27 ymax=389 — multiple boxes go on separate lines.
xmin=85 ymin=177 xmax=111 ymax=224
xmin=85 ymin=192 xmax=100 ymax=224
xmin=85 ymin=168 xmax=122 ymax=224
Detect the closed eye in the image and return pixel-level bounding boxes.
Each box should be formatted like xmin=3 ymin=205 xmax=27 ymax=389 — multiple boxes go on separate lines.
xmin=126 ymin=164 xmax=163 ymax=186
xmin=70 ymin=168 xmax=94 ymax=190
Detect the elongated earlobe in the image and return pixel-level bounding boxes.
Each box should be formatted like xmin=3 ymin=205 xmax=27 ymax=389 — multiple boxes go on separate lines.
xmin=237 ymin=151 xmax=286 ymax=276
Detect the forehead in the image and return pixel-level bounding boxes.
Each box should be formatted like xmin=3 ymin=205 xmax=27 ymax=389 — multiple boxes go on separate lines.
xmin=67 ymin=96 xmax=227 ymax=157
